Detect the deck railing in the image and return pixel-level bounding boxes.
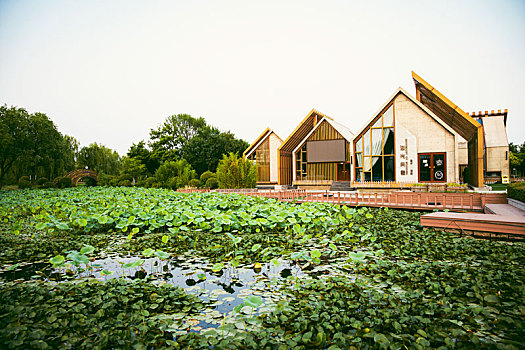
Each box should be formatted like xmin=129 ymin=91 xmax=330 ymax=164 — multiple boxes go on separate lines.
xmin=176 ymin=188 xmax=506 ymax=211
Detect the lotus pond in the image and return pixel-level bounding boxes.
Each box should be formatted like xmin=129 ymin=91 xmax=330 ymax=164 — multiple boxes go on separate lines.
xmin=0 ymin=187 xmax=524 ymax=349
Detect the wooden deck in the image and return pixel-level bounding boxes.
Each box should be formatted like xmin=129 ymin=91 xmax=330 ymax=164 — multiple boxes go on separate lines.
xmin=421 ymin=201 xmax=525 ymax=239
xmin=420 ymin=211 xmax=525 ymax=238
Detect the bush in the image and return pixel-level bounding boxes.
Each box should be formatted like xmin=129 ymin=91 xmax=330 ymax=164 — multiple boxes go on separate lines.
xmin=508 ymin=182 xmax=525 ymax=203
xmin=188 ymin=178 xmax=201 ymax=188
xmin=18 ymin=176 xmax=31 ymax=189
xmin=43 ymin=181 xmax=55 ymax=189
xmin=154 ymin=160 xmax=197 ymax=189
xmin=216 ymin=153 xmax=256 ymax=189
xmin=143 ymin=177 xmax=156 ymax=188
xmin=55 ymin=177 xmax=72 ymax=189
xmin=118 ymin=180 xmax=132 ymax=187
xmin=109 ymin=178 xmax=120 ymax=187
xmin=36 ymin=177 xmax=49 ymax=186
xmin=200 ymin=171 xmax=215 ymax=185
xmin=98 ymin=173 xmax=117 ymax=187
xmin=205 ymin=177 xmax=218 ymax=189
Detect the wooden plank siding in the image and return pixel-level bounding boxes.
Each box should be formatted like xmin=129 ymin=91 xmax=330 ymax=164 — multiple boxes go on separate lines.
xmin=295 ymin=120 xmax=351 ymax=182
xmin=309 ymin=120 xmax=343 ymax=141
xmin=256 ymin=137 xmax=270 ymax=182
xmin=278 ymin=110 xmax=326 ymax=185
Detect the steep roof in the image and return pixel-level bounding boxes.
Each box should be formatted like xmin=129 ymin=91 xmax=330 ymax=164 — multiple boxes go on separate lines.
xmin=243 ymin=128 xmax=282 ymax=158
xmin=412 ymin=71 xmax=482 ymax=141
xmin=292 ymin=117 xmax=354 ymax=154
xmin=278 ymin=109 xmax=332 ymax=153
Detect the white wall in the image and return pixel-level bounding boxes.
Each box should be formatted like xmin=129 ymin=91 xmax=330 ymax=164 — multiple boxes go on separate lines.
xmin=269 ymin=133 xmax=282 ymax=182
xmin=394 ymin=93 xmax=459 ymax=182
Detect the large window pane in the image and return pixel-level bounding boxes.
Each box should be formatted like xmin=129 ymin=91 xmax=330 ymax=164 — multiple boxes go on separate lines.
xmin=363 ymin=130 xmax=371 ymax=155
xmin=383 ymin=105 xmax=393 ymax=126
xmin=372 ymin=157 xmax=382 ymax=181
xmin=364 ymin=156 xmax=371 ymax=171
xmin=355 ymin=138 xmax=362 ymax=152
xmin=383 ymin=128 xmax=394 ymax=155
xmin=384 ymin=156 xmax=395 ymax=181
xmin=372 ymin=129 xmax=382 ymax=155
xmin=356 ymin=153 xmax=362 ymax=167
xmin=372 ymin=117 xmax=382 ymax=129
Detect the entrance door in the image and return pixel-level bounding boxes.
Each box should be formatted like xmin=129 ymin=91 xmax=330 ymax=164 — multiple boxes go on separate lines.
xmin=337 ymin=163 xmax=350 ymax=181
xmin=418 ymin=153 xmax=446 ymax=182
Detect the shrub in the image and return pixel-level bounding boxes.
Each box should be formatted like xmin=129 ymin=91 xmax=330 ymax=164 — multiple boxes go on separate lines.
xmin=200 ymin=171 xmax=215 ymax=185
xmin=118 ymin=180 xmax=132 ymax=187
xmin=43 ymin=181 xmax=54 ymax=188
xmin=143 ymin=177 xmax=156 ymax=188
xmin=18 ymin=176 xmax=31 ymax=189
xmin=188 ymin=178 xmax=201 ymax=188
xmin=98 ymin=173 xmax=117 ymax=187
xmin=109 ymin=178 xmax=120 ymax=187
xmin=55 ymin=177 xmax=72 ymax=189
xmin=154 ymin=160 xmax=197 ymax=190
xmin=205 ymin=177 xmax=218 ymax=189
xmin=36 ymin=177 xmax=49 ymax=186
xmin=216 ymin=152 xmax=256 ymax=189
xmin=508 ymin=182 xmax=525 ymax=203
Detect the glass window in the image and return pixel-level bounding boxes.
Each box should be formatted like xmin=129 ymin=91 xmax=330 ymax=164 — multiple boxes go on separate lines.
xmin=363 ymin=130 xmax=371 ymax=155
xmin=355 ymin=138 xmax=362 ymax=152
xmin=363 ymin=156 xmax=371 ymax=171
xmin=372 ymin=157 xmax=382 ymax=181
xmin=372 ymin=117 xmax=382 ymax=129
xmin=354 ymin=102 xmax=395 ymax=182
xmin=356 ymin=153 xmax=362 ymax=167
xmin=383 ymin=128 xmax=394 ymax=155
xmin=372 ymin=129 xmax=382 ymax=155
xmin=384 ymin=156 xmax=395 ymax=181
xmin=383 ymin=105 xmax=394 ymax=126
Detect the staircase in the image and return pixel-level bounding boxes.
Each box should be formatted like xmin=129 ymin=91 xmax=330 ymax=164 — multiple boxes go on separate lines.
xmin=330 ymin=181 xmax=354 ymax=192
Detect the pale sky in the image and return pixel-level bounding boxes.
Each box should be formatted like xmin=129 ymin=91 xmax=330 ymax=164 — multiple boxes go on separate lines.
xmin=1 ymin=0 xmax=524 ymax=155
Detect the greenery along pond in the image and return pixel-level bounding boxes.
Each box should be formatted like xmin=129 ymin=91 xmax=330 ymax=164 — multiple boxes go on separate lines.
xmin=0 ymin=188 xmax=524 ymax=349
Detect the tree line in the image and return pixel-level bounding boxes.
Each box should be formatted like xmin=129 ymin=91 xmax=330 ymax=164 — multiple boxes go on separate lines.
xmin=0 ymin=105 xmax=256 ymax=189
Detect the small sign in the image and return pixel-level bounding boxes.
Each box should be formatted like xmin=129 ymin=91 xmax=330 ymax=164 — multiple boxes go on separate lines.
xmin=502 ymin=175 xmax=509 ymax=184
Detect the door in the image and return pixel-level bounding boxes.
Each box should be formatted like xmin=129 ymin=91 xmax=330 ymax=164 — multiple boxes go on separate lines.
xmin=418 ymin=153 xmax=446 ymax=182
xmin=337 ymin=163 xmax=351 ymax=181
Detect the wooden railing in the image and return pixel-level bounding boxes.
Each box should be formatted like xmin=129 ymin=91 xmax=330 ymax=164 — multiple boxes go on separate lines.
xmin=176 ymin=188 xmax=507 ymax=212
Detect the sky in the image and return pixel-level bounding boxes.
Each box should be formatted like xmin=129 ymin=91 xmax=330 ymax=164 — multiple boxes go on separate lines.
xmin=1 ymin=0 xmax=524 ymax=155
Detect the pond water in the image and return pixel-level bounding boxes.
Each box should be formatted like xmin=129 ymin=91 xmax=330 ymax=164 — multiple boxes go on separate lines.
xmin=0 ymin=252 xmax=340 ymax=332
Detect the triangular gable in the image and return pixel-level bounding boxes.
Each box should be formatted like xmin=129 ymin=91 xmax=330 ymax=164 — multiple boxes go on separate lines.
xmin=278 ymin=109 xmax=332 ymax=153
xmin=351 ymin=87 xmax=458 ymax=143
xmin=243 ymin=128 xmax=283 ymax=158
xmin=292 ymin=117 xmax=354 ymax=154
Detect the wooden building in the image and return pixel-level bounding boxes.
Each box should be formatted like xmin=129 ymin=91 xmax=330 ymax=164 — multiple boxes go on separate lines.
xmin=277 ymin=109 xmax=353 ymax=189
xmin=245 ymin=72 xmax=509 ymax=190
xmin=243 ymin=128 xmax=282 ymax=186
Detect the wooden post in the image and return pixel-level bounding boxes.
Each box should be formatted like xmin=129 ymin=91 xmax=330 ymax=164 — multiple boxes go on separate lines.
xmin=469 ymin=194 xmax=473 ymax=210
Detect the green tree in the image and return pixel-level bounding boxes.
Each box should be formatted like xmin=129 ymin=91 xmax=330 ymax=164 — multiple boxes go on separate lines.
xmin=181 ymin=126 xmax=249 ymax=174
xmin=120 ymin=157 xmax=147 ymax=183
xmin=77 ymin=143 xmax=121 ymax=175
xmin=127 ymin=140 xmax=159 ymax=175
xmin=216 ymin=152 xmax=256 ymax=189
xmin=0 ymin=105 xmax=31 ymax=186
xmin=154 ymin=159 xmax=197 ymax=189
xmin=149 ymin=114 xmax=206 ymax=162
